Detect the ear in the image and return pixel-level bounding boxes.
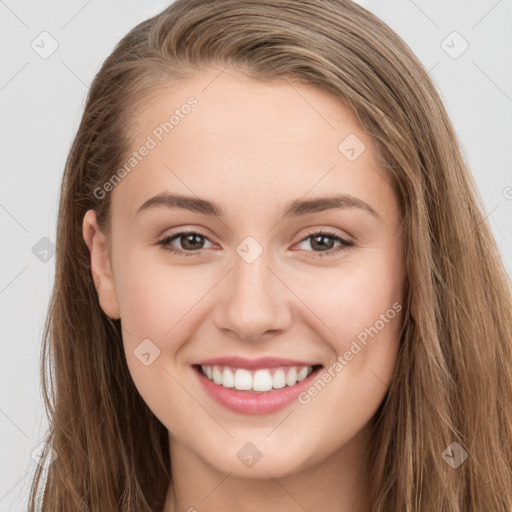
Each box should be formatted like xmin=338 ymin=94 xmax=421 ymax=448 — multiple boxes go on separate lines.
xmin=82 ymin=209 xmax=120 ymax=319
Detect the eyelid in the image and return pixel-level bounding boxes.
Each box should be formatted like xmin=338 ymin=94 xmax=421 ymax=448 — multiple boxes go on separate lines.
xmin=297 ymin=227 xmax=353 ymax=246
xmin=157 ymin=226 xmax=217 ymax=244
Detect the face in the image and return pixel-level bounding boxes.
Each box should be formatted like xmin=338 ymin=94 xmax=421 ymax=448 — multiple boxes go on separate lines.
xmin=83 ymin=67 xmax=405 ymax=480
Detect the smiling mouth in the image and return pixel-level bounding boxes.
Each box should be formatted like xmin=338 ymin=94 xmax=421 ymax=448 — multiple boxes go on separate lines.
xmin=193 ymin=364 xmax=323 ymax=393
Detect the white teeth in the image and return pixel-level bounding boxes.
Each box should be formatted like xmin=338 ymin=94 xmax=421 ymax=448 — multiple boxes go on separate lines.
xmin=212 ymin=366 xmax=222 ymax=385
xmin=222 ymin=368 xmax=235 ymax=388
xmin=234 ymin=369 xmax=253 ymax=390
xmin=285 ymin=367 xmax=297 ymax=387
xmin=297 ymin=367 xmax=309 ymax=382
xmin=253 ymin=369 xmax=273 ymax=392
xmin=272 ymin=369 xmax=286 ymax=389
xmin=200 ymin=364 xmax=315 ymax=391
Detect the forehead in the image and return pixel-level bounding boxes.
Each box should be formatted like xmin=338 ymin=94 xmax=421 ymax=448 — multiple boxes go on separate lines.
xmin=110 ymin=68 xmax=395 ymax=224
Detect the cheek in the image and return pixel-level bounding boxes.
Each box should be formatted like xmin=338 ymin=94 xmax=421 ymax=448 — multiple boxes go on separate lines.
xmin=115 ymin=258 xmax=204 ymax=426
xmin=290 ymin=262 xmax=403 ymax=455
xmin=115 ymin=252 xmax=206 ymax=339
xmin=289 ymin=256 xmax=404 ymax=424
xmin=114 ymin=256 xmax=217 ymax=402
xmin=295 ymin=256 xmax=403 ymax=353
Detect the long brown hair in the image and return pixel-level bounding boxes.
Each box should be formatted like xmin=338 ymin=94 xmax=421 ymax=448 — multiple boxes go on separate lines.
xmin=28 ymin=0 xmax=512 ymax=510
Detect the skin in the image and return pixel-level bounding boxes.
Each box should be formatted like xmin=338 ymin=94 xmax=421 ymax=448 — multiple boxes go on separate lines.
xmin=83 ymin=66 xmax=405 ymax=512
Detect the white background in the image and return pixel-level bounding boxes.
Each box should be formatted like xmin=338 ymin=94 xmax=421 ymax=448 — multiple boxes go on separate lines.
xmin=1 ymin=1 xmax=511 ymax=510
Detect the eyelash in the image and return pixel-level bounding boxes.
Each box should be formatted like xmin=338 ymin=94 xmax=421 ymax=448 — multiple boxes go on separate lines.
xmin=156 ymin=229 xmax=354 ymax=259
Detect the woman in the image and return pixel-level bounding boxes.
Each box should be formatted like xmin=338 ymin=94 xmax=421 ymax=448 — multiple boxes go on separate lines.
xmin=28 ymin=0 xmax=512 ymax=510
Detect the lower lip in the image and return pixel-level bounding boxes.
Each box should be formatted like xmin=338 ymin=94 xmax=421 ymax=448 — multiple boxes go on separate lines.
xmin=193 ymin=365 xmax=322 ymax=415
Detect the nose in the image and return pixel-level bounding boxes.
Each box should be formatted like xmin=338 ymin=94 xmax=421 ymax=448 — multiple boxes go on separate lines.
xmin=213 ymin=251 xmax=292 ymax=343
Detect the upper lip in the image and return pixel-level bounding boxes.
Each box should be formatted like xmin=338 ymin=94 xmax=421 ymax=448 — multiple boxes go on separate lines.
xmin=195 ymin=356 xmax=322 ymax=370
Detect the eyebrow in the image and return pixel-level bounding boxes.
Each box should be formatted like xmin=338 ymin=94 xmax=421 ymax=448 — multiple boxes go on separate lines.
xmin=136 ymin=192 xmax=381 ymax=219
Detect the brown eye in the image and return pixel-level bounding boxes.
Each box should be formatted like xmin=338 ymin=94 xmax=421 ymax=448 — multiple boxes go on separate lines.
xmin=296 ymin=230 xmax=354 ymax=258
xmin=157 ymin=231 xmax=214 ymax=257
xmin=310 ymin=233 xmax=336 ymax=251
xmin=176 ymin=233 xmax=205 ymax=250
